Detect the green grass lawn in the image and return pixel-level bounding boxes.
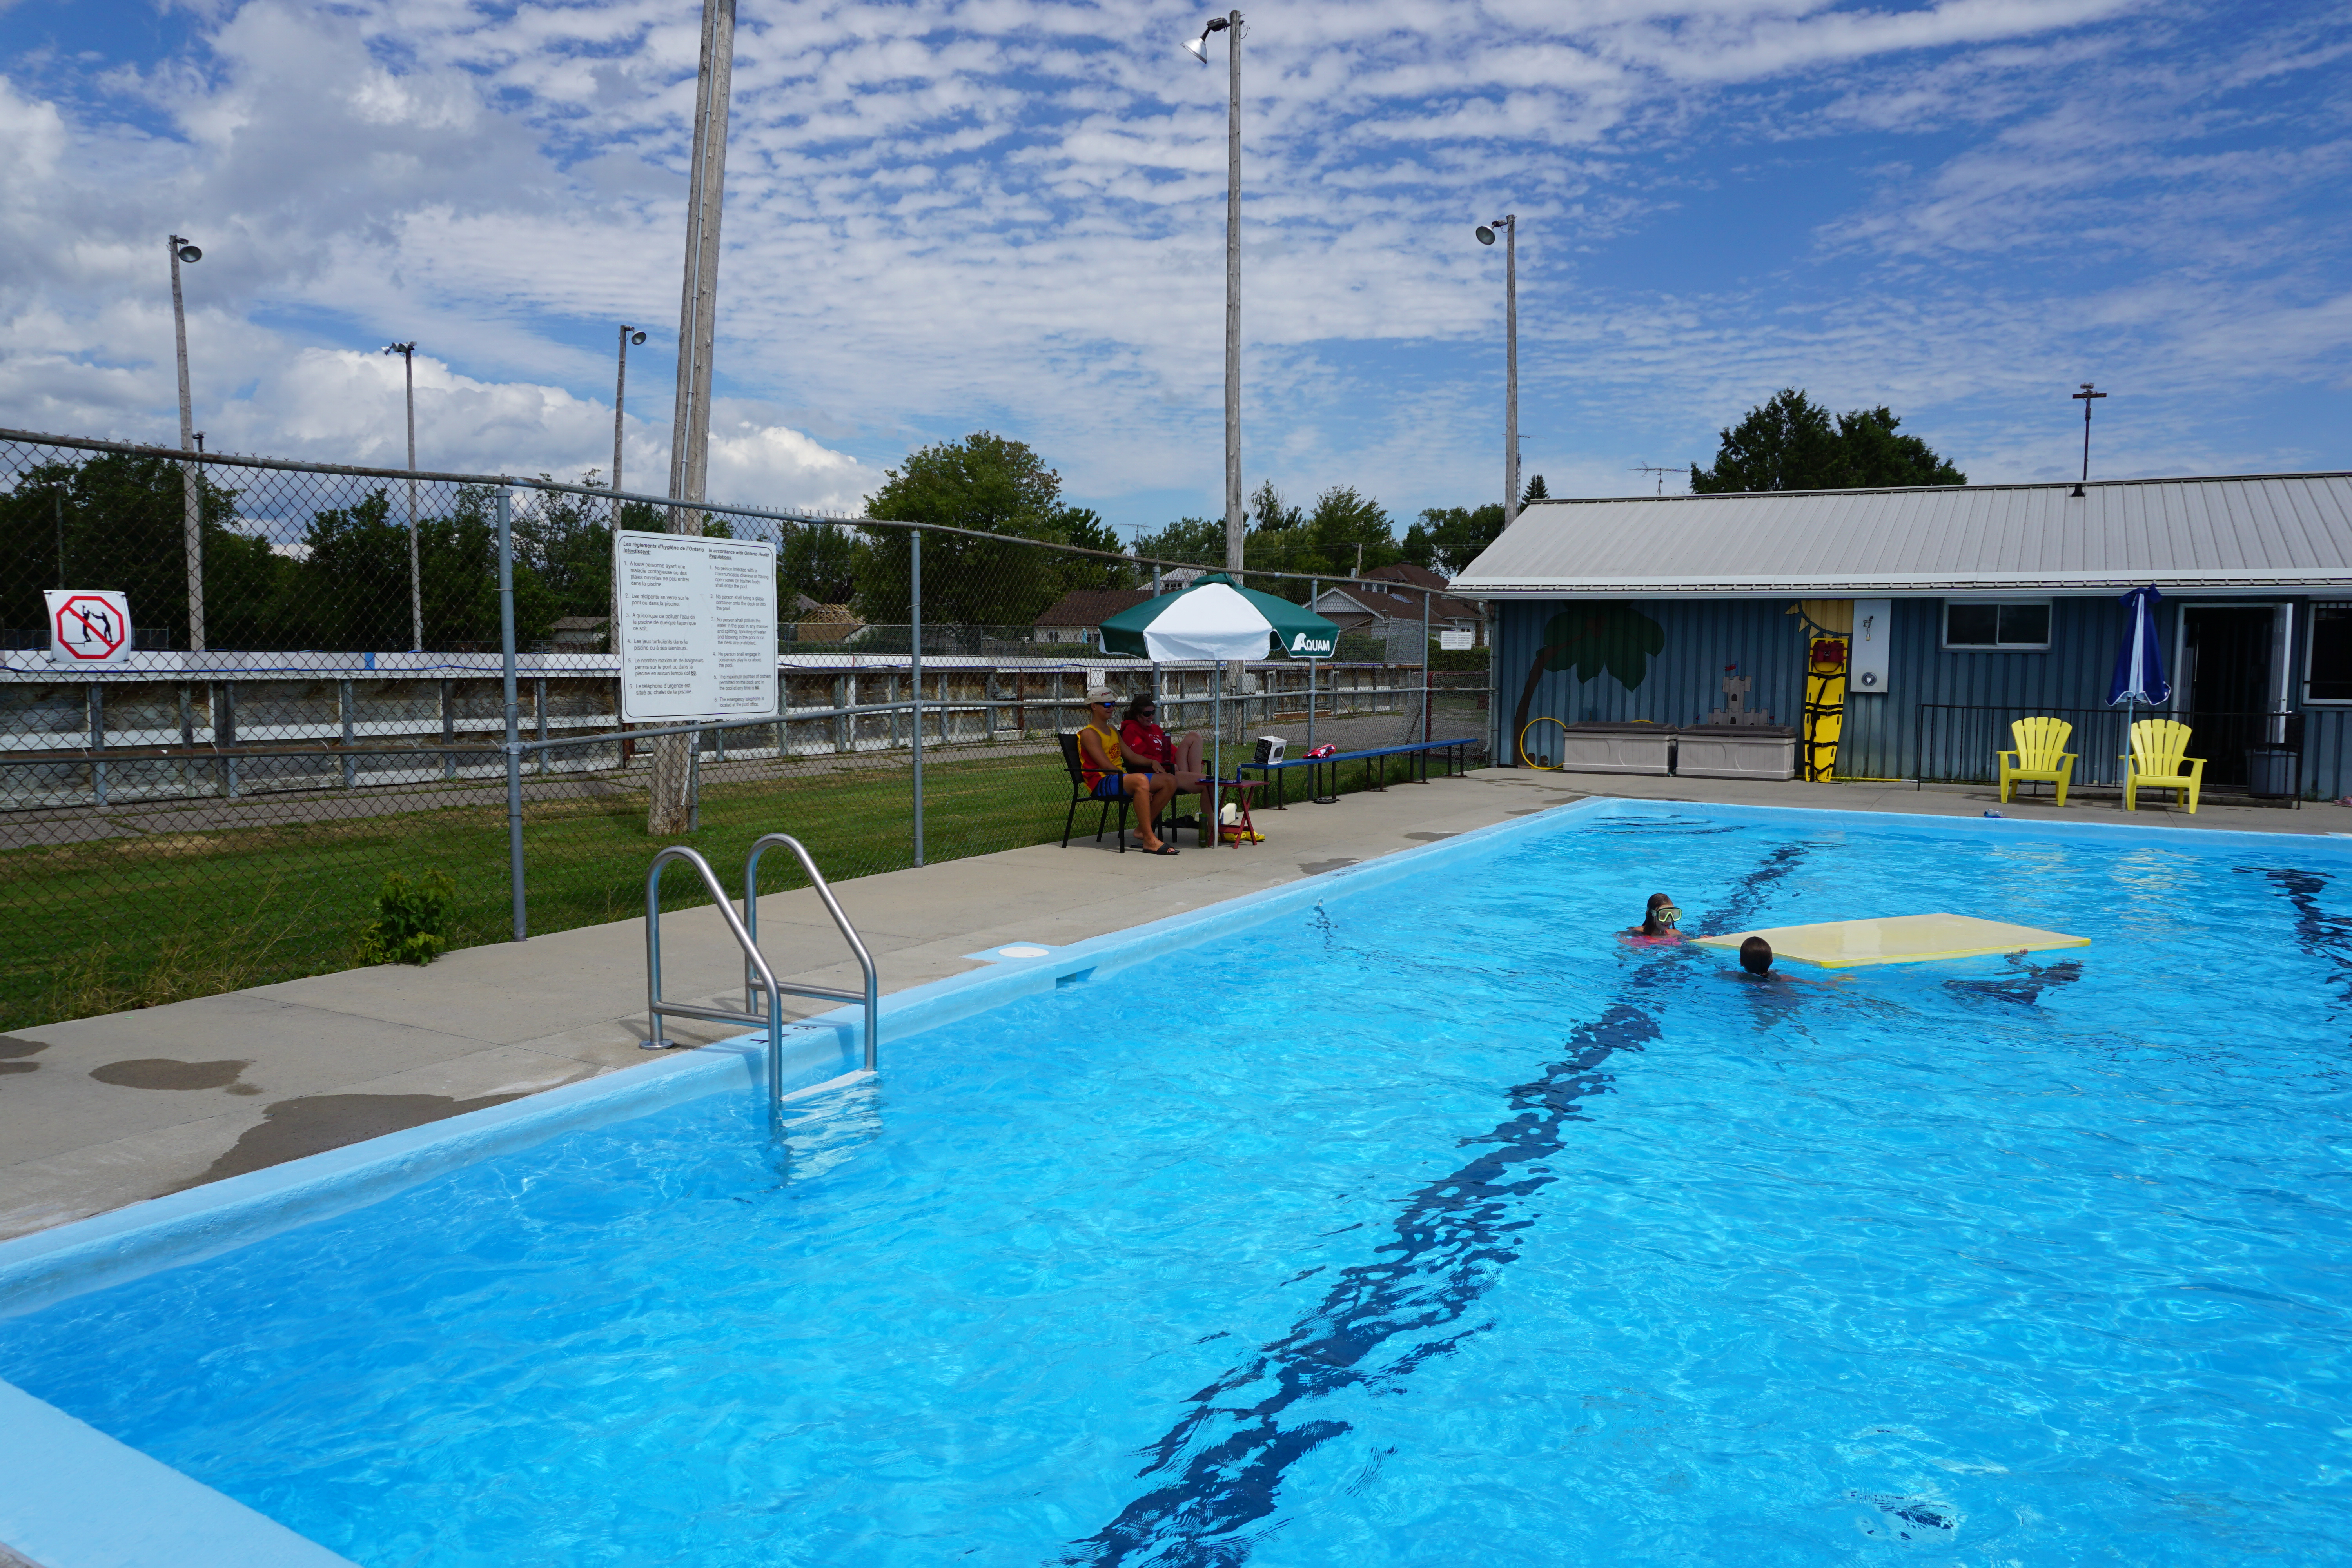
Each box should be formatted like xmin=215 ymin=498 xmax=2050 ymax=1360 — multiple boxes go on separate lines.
xmin=0 ymin=744 xmax=1461 ymax=1033
xmin=0 ymin=752 xmax=1067 ymax=1033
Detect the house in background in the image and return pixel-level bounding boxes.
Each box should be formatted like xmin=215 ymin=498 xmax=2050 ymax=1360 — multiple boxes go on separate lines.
xmin=546 ymin=615 xmax=609 ymax=652
xmin=791 ymin=597 xmax=865 ymax=644
xmin=1031 ymin=588 xmax=1156 ymax=646
xmin=1450 ymin=472 xmax=2352 ymax=797
xmin=1310 ymin=564 xmax=1488 ymax=651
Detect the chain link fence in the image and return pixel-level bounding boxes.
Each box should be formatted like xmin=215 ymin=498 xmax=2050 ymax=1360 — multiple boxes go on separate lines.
xmin=0 ymin=428 xmax=1491 ymax=1031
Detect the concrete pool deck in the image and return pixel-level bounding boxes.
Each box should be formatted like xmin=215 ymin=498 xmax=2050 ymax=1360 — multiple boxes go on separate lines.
xmin=5 ymin=765 xmax=2348 ymax=1241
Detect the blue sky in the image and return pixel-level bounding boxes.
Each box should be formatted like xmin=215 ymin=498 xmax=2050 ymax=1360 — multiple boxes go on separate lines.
xmin=1 ymin=0 xmax=2347 ymax=539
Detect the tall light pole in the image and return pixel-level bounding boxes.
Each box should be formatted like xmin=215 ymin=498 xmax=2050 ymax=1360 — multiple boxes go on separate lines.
xmin=383 ymin=341 xmax=421 ymax=650
xmin=613 ymin=325 xmax=646 ymax=503
xmin=650 ymin=0 xmax=737 ymax=836
xmin=1187 ymin=11 xmax=1244 ymax=583
xmin=2071 ymin=381 xmax=2107 ymax=499
xmin=1476 ymin=215 xmax=1519 ymax=530
xmin=169 ymin=234 xmax=205 ymax=652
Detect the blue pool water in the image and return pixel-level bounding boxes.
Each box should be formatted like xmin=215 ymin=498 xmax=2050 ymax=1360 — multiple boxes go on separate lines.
xmin=3 ymin=802 xmax=2350 ymax=1565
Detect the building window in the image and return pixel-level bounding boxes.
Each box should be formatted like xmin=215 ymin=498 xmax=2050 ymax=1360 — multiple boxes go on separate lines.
xmin=2308 ymin=603 xmax=2352 ymax=702
xmin=1943 ymin=600 xmax=2050 ymax=650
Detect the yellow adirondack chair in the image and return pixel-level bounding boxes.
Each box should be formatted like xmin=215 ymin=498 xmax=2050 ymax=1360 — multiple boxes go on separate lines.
xmin=1997 ymin=717 xmax=2076 ymax=806
xmin=2123 ymin=718 xmax=2205 ymax=813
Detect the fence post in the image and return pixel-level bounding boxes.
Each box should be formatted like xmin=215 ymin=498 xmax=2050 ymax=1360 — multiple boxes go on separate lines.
xmin=911 ymin=528 xmax=925 ymax=868
xmin=1307 ymin=578 xmax=1317 ymax=755
xmin=88 ymin=683 xmax=105 ymax=807
xmin=1486 ymin=606 xmax=1500 ymax=765
xmin=1421 ymin=586 xmax=1432 ymax=744
xmin=498 ymin=488 xmax=526 ymax=942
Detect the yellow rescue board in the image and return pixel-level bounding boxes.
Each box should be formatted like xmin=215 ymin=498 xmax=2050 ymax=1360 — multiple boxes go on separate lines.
xmin=1694 ymin=913 xmax=2088 ymax=969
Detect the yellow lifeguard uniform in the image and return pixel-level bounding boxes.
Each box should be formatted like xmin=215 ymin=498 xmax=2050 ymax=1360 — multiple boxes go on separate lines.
xmin=1081 ymin=722 xmax=1128 ymax=790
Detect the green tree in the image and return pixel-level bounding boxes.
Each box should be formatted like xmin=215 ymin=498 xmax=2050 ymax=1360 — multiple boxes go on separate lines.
xmin=854 ymin=432 xmax=1131 ymax=625
xmin=0 ymin=452 xmax=272 ymax=648
xmin=1691 ymin=388 xmax=1965 ymax=492
xmin=1521 ymin=473 xmax=1549 ymax=504
xmin=296 ymin=485 xmax=555 ymax=650
xmin=513 ymin=483 xmax=617 ymax=625
xmin=1132 ymin=516 xmax=1226 ymax=569
xmin=1403 ymin=503 xmax=1507 ymax=576
xmin=1240 ymin=484 xmax=1399 ymax=601
xmin=778 ymin=521 xmax=858 ymax=606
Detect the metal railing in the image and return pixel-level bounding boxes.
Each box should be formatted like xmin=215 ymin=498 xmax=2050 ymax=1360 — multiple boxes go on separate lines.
xmin=642 ymin=845 xmax=795 ymax=1137
xmin=742 ymin=832 xmax=879 ymax=1074
xmin=638 ymin=833 xmax=879 ymax=1138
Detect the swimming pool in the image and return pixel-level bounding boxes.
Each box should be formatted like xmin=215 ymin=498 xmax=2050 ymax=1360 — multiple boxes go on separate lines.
xmin=2 ymin=800 xmax=2348 ymax=1565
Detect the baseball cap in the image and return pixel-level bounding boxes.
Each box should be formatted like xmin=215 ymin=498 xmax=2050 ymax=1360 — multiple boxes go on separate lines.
xmin=1085 ymin=686 xmax=1116 ymax=704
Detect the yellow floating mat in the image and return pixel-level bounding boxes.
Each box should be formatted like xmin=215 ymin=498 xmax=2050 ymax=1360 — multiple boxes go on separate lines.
xmin=1693 ymin=913 xmax=2088 ymax=969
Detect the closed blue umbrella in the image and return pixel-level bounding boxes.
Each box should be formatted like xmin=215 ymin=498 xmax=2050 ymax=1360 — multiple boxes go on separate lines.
xmin=2109 ymin=585 xmax=2169 ymax=773
xmin=2108 ymin=585 xmax=2169 ymax=707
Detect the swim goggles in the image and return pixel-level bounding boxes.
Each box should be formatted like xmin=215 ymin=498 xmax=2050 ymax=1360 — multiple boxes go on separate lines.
xmin=1653 ymin=905 xmax=1682 ymax=927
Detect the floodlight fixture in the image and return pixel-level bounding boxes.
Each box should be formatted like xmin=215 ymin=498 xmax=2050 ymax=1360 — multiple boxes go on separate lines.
xmin=174 ymin=242 xmax=202 ymax=264
xmin=1475 ymin=225 xmax=1495 ymax=245
xmin=1185 ymin=15 xmax=1230 ymax=63
xmin=630 ymin=329 xmax=648 ymax=345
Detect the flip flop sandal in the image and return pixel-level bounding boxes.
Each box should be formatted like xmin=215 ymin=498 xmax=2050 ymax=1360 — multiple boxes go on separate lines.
xmin=1144 ymin=844 xmax=1180 ymax=855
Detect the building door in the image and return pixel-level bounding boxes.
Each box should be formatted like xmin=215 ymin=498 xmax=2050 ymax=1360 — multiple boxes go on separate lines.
xmin=2180 ymin=606 xmax=2275 ymax=787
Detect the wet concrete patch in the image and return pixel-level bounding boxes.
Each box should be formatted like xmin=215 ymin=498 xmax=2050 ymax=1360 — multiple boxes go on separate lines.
xmin=1298 ymin=858 xmax=1361 ymax=876
xmin=1404 ymin=831 xmax=1460 ymax=842
xmin=90 ymin=1058 xmax=256 ymax=1093
xmin=0 ymin=1036 xmax=45 ymax=1076
xmin=178 ymin=1091 xmax=532 ymax=1189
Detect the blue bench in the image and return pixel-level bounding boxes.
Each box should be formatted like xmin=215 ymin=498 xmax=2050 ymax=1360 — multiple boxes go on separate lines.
xmin=1238 ymin=737 xmax=1483 ymax=807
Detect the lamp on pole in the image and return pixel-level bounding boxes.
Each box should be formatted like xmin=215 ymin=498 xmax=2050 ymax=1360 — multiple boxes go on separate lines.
xmin=1475 ymin=215 xmax=1519 ymax=531
xmin=613 ymin=325 xmax=647 ymax=506
xmin=2071 ymin=381 xmax=2107 ymax=498
xmin=383 ymin=341 xmax=421 ymax=650
xmin=168 ymin=234 xmax=205 ymax=652
xmin=1186 ymin=11 xmax=1244 ymax=583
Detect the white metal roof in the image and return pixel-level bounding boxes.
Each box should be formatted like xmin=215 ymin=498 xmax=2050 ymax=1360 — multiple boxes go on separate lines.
xmin=1449 ymin=472 xmax=2352 ymax=598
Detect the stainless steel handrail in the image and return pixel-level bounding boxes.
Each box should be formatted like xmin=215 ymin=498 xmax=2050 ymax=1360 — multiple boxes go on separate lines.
xmin=742 ymin=832 xmax=880 ymax=1074
xmin=642 ymin=845 xmax=794 ymax=1138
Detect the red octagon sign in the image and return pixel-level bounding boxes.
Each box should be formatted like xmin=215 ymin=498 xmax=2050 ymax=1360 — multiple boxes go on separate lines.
xmin=54 ymin=594 xmax=128 ymax=660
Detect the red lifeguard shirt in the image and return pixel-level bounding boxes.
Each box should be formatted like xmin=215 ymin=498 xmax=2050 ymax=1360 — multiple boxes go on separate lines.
xmin=1120 ymin=718 xmax=1173 ymax=768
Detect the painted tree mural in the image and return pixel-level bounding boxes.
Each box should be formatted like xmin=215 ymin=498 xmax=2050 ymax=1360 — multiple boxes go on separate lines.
xmin=1512 ymin=604 xmax=1668 ymax=764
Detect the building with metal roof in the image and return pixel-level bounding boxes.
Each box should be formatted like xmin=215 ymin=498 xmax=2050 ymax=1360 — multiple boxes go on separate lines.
xmin=1452 ymin=473 xmax=2352 ymax=800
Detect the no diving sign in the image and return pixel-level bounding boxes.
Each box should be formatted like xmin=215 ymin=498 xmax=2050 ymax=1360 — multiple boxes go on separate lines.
xmin=45 ymin=590 xmax=135 ymax=664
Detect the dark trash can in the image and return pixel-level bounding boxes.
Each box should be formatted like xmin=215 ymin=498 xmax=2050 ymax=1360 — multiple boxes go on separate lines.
xmin=2245 ymin=744 xmax=2299 ymax=799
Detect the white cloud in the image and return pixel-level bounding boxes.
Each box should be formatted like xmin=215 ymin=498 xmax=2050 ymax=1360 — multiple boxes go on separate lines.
xmin=0 ymin=0 xmax=2347 ymax=527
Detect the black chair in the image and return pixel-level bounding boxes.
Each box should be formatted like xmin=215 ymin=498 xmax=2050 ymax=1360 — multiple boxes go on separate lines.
xmin=1059 ymin=733 xmax=1132 ymax=852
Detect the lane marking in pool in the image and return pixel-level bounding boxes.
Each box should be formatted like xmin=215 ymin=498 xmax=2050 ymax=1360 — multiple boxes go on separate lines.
xmin=1069 ymin=840 xmax=1814 ymax=1565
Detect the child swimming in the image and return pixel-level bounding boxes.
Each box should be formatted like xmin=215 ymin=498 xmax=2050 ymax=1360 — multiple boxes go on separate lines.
xmin=1621 ymin=894 xmax=1684 ymax=941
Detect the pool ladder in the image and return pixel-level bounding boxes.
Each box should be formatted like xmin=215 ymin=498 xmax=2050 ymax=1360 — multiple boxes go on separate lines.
xmin=642 ymin=834 xmax=880 ymax=1136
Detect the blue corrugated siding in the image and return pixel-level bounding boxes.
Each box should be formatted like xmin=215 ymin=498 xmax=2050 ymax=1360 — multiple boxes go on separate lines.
xmin=1495 ymin=596 xmax=2348 ymax=797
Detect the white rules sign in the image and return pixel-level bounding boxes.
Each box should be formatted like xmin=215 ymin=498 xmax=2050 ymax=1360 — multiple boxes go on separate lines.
xmin=615 ymin=532 xmax=779 ymax=723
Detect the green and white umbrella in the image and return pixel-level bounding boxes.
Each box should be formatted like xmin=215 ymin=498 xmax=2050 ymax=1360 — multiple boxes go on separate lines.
xmin=1100 ymin=575 xmax=1341 ymax=838
xmin=1099 ymin=574 xmax=1339 ymax=661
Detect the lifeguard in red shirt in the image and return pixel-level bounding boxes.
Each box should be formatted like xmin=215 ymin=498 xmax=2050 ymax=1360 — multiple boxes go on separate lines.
xmin=1119 ymin=695 xmax=1207 ymax=804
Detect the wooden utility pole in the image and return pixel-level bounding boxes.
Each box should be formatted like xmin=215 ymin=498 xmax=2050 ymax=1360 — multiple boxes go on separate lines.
xmin=648 ymin=0 xmax=735 ymax=836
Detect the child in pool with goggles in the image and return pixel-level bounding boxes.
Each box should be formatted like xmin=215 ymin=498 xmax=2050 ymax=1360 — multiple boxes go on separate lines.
xmin=1621 ymin=893 xmax=1685 ymax=942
